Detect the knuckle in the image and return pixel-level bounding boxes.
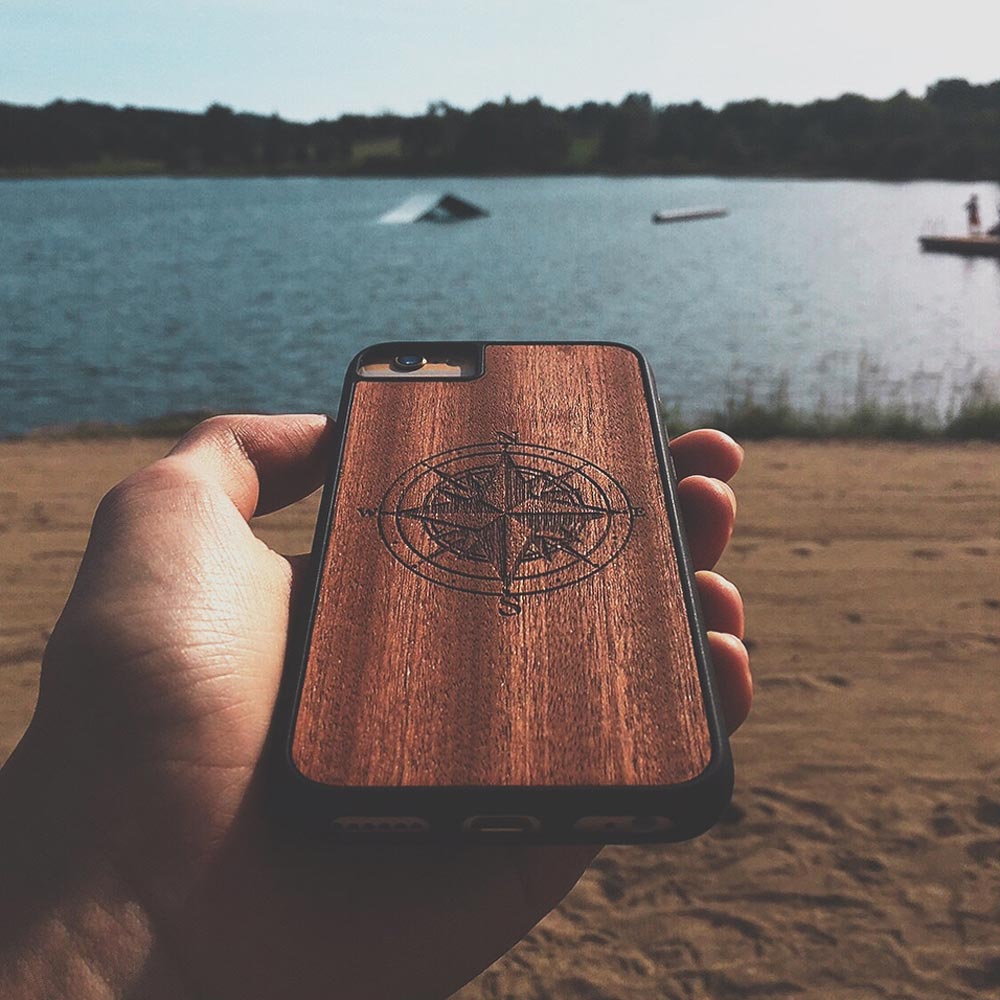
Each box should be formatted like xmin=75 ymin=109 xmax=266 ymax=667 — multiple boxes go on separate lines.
xmin=95 ymin=460 xmax=196 ymax=522
xmin=174 ymin=414 xmax=258 ymax=468
xmin=183 ymin=414 xmax=244 ymax=446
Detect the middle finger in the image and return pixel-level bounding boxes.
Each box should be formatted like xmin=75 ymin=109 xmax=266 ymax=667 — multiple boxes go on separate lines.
xmin=677 ymin=475 xmax=737 ymax=569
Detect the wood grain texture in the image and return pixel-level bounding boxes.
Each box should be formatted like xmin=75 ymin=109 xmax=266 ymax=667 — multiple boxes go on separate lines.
xmin=292 ymin=344 xmax=711 ymax=787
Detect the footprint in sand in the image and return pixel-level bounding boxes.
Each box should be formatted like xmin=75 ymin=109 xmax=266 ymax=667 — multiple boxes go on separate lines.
xmin=751 ymin=786 xmax=850 ymax=833
xmin=590 ymin=856 xmax=626 ymax=903
xmin=929 ymin=804 xmax=962 ymax=837
xmin=975 ymin=797 xmax=1000 ymax=827
xmin=578 ymin=932 xmax=614 ymax=947
xmin=929 ymin=797 xmax=1000 ymax=864
xmin=675 ymin=907 xmax=769 ymax=957
xmin=597 ymin=877 xmax=625 ymax=903
xmin=717 ymin=801 xmax=746 ymax=826
xmin=834 ymin=849 xmax=889 ymax=885
xmin=965 ymin=839 xmax=1000 ymax=866
xmin=555 ymin=977 xmax=618 ymax=1000
xmin=793 ymin=922 xmax=837 ymax=947
xmin=957 ymin=957 xmax=1000 ymax=992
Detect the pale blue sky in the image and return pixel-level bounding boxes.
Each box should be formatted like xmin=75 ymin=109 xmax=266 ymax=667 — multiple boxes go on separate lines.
xmin=3 ymin=1 xmax=998 ymax=120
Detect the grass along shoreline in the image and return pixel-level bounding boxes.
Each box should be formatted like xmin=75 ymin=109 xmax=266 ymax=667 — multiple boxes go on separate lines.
xmin=690 ymin=375 xmax=1000 ymax=441
xmin=8 ymin=363 xmax=1000 ymax=443
xmin=7 ymin=386 xmax=1000 ymax=444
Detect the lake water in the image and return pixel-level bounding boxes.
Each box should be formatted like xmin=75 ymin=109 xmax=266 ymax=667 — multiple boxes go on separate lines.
xmin=1 ymin=176 xmax=998 ymax=435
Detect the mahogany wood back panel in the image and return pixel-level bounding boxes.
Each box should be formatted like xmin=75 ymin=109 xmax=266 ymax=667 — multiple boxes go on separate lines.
xmin=292 ymin=344 xmax=711 ymax=787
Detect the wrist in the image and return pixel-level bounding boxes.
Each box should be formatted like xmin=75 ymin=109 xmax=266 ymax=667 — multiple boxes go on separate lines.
xmin=0 ymin=729 xmax=188 ymax=1000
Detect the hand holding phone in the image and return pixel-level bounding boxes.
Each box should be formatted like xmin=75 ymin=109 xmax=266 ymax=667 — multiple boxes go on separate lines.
xmin=6 ymin=408 xmax=746 ymax=999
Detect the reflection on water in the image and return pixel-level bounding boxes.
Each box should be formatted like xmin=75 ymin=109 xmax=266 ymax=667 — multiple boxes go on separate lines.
xmin=1 ymin=176 xmax=998 ymax=434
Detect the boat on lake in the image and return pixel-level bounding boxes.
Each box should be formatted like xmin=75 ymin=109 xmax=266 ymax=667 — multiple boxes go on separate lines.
xmin=652 ymin=206 xmax=728 ymax=224
xmin=918 ymin=234 xmax=1000 ymax=257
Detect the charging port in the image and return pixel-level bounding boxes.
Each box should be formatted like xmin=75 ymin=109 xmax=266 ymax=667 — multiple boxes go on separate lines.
xmin=464 ymin=815 xmax=539 ymax=835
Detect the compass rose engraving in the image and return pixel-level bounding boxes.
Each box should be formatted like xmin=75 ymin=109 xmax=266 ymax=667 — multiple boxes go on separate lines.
xmin=361 ymin=432 xmax=644 ymax=615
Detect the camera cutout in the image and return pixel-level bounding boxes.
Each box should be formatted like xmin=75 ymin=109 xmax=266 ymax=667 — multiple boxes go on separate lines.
xmin=357 ymin=343 xmax=483 ymax=379
xmin=391 ymin=354 xmax=427 ymax=372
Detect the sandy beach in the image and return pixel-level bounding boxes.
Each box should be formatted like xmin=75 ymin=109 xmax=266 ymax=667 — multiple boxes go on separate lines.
xmin=2 ymin=436 xmax=998 ymax=998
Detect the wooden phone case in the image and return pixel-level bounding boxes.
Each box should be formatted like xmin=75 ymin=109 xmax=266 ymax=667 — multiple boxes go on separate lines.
xmin=276 ymin=342 xmax=731 ymax=843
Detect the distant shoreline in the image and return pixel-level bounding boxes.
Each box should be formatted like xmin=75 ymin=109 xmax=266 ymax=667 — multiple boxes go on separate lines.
xmin=4 ymin=81 xmax=1000 ymax=183
xmin=2 ymin=167 xmax=1000 ymax=184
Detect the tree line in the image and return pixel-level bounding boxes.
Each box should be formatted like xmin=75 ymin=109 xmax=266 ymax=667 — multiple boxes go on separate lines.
xmin=2 ymin=78 xmax=999 ymax=180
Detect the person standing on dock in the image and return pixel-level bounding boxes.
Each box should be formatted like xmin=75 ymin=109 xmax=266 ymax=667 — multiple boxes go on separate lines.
xmin=965 ymin=193 xmax=981 ymax=233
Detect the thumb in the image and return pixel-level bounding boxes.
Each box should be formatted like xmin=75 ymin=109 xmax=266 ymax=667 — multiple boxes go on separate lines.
xmin=167 ymin=414 xmax=333 ymax=519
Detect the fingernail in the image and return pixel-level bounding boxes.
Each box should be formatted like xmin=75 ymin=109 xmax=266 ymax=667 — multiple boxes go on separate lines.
xmin=722 ymin=480 xmax=737 ymax=516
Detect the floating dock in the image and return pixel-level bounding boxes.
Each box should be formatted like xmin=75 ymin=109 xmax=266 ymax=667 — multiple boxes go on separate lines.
xmin=652 ymin=207 xmax=728 ymax=224
xmin=918 ymin=235 xmax=1000 ymax=258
